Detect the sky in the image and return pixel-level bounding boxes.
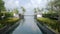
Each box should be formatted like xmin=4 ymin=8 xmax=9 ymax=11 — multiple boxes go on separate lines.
xmin=3 ymin=0 xmax=50 ymax=15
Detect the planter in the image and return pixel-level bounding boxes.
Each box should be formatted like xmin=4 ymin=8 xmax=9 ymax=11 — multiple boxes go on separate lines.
xmin=0 ymin=20 xmax=21 ymax=34
xmin=34 ymin=15 xmax=37 ymax=19
xmin=37 ymin=20 xmax=59 ymax=34
xmin=3 ymin=20 xmax=21 ymax=34
xmin=0 ymin=25 xmax=7 ymax=30
xmin=0 ymin=25 xmax=7 ymax=33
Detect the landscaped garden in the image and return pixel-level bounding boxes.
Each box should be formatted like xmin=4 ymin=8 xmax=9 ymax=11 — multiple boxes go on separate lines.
xmin=37 ymin=17 xmax=60 ymax=33
xmin=0 ymin=0 xmax=24 ymax=30
xmin=0 ymin=17 xmax=20 ymax=28
xmin=36 ymin=10 xmax=60 ymax=34
xmin=35 ymin=0 xmax=60 ymax=33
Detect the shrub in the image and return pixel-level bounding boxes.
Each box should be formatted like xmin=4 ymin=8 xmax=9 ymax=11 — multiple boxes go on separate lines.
xmin=0 ymin=18 xmax=19 ymax=28
xmin=37 ymin=17 xmax=60 ymax=33
xmin=42 ymin=11 xmax=58 ymax=20
xmin=0 ymin=23 xmax=5 ymax=28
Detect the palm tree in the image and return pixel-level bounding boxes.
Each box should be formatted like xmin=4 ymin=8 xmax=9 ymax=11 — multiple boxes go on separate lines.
xmin=48 ymin=0 xmax=60 ymax=21
xmin=34 ymin=8 xmax=37 ymax=13
xmin=34 ymin=8 xmax=38 ymax=19
xmin=0 ymin=0 xmax=5 ymax=11
xmin=21 ymin=7 xmax=26 ymax=15
xmin=0 ymin=0 xmax=6 ymax=19
xmin=21 ymin=6 xmax=26 ymax=19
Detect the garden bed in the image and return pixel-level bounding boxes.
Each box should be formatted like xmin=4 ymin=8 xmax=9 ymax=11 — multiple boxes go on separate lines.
xmin=0 ymin=17 xmax=20 ymax=34
xmin=37 ymin=17 xmax=60 ymax=34
xmin=0 ymin=17 xmax=20 ymax=26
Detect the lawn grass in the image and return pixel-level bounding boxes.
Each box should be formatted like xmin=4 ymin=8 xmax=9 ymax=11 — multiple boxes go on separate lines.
xmin=0 ymin=17 xmax=20 ymax=28
xmin=37 ymin=17 xmax=60 ymax=33
xmin=37 ymin=17 xmax=57 ymax=25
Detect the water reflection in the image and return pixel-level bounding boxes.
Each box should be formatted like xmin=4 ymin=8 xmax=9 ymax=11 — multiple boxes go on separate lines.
xmin=8 ymin=16 xmax=42 ymax=34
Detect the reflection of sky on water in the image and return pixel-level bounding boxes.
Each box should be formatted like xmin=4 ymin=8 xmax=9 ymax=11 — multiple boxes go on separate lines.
xmin=12 ymin=16 xmax=42 ymax=34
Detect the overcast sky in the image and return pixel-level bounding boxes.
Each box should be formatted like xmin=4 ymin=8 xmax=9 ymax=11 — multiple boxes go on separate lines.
xmin=3 ymin=0 xmax=49 ymax=15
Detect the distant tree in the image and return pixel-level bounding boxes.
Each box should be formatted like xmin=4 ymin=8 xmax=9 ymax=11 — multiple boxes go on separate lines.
xmin=21 ymin=6 xmax=26 ymax=19
xmin=0 ymin=0 xmax=5 ymax=11
xmin=34 ymin=8 xmax=37 ymax=13
xmin=47 ymin=0 xmax=60 ymax=21
xmin=21 ymin=7 xmax=26 ymax=15
xmin=34 ymin=8 xmax=43 ymax=14
xmin=47 ymin=0 xmax=60 ymax=32
xmin=0 ymin=0 xmax=6 ymax=19
xmin=14 ymin=9 xmax=19 ymax=14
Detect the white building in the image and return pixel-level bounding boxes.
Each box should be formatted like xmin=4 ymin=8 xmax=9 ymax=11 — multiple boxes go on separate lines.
xmin=37 ymin=12 xmax=42 ymax=18
xmin=14 ymin=13 xmax=19 ymax=18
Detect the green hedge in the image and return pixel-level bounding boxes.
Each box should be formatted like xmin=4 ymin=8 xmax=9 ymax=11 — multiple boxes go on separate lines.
xmin=42 ymin=11 xmax=58 ymax=20
xmin=0 ymin=18 xmax=20 ymax=28
xmin=37 ymin=17 xmax=60 ymax=33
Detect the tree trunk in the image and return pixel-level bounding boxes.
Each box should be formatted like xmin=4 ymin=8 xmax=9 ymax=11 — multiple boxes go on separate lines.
xmin=58 ymin=16 xmax=60 ymax=21
xmin=58 ymin=10 xmax=60 ymax=21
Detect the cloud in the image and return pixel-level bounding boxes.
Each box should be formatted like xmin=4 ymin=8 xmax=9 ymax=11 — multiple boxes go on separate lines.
xmin=20 ymin=0 xmax=48 ymax=9
xmin=3 ymin=0 xmax=48 ymax=10
xmin=3 ymin=0 xmax=19 ymax=10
